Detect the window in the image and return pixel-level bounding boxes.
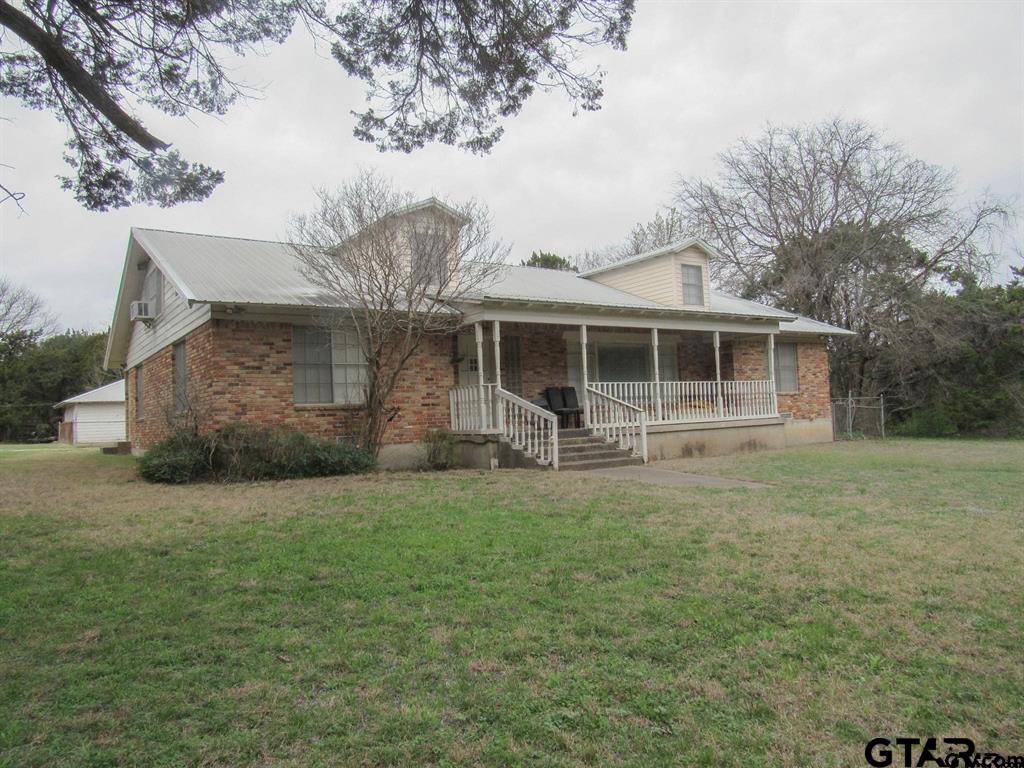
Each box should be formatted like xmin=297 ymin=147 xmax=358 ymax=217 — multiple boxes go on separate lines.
xmin=172 ymin=341 xmax=187 ymax=414
xmin=681 ymin=264 xmax=704 ymax=306
xmin=293 ymin=326 xmax=368 ymax=405
xmin=502 ymin=336 xmax=523 ymax=396
xmin=142 ymin=265 xmax=163 ymax=317
xmin=773 ymin=342 xmax=799 ymax=392
xmin=135 ymin=367 xmax=144 ymax=420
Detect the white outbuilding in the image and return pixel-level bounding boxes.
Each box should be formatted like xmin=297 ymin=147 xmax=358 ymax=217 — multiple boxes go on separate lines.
xmin=55 ymin=380 xmax=126 ymax=446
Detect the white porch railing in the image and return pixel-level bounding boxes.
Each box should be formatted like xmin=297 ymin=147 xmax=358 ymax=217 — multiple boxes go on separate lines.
xmin=495 ymin=388 xmax=559 ymax=468
xmin=585 ymin=386 xmax=648 ymax=462
xmin=449 ymin=383 xmax=497 ymax=432
xmin=592 ymin=380 xmax=777 ymax=423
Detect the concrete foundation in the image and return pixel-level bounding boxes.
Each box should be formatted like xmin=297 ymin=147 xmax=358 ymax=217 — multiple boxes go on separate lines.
xmin=783 ymin=417 xmax=835 ymax=446
xmin=453 ymin=433 xmax=547 ymax=470
xmin=646 ymin=418 xmax=786 ymax=460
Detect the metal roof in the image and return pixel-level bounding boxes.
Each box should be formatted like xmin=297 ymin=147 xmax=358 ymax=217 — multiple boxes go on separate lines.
xmin=131 ymin=228 xmax=337 ymax=307
xmin=105 ymin=227 xmax=853 ymax=371
xmin=56 ymin=379 xmax=125 ymax=408
xmin=471 ymin=264 xmax=669 ymax=310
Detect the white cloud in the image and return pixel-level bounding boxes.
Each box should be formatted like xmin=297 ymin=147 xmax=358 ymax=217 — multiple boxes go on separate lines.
xmin=1 ymin=0 xmax=1021 ymax=331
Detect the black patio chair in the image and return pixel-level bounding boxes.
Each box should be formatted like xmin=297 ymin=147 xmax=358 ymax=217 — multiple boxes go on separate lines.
xmin=560 ymin=387 xmax=584 ymax=428
xmin=544 ymin=387 xmax=572 ymax=428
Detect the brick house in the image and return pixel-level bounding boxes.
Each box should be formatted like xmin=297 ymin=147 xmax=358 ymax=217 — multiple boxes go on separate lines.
xmin=104 ymin=199 xmax=853 ymax=469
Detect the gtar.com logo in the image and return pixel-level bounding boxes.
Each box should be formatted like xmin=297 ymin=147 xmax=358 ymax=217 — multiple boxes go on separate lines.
xmin=864 ymin=737 xmax=1024 ymax=767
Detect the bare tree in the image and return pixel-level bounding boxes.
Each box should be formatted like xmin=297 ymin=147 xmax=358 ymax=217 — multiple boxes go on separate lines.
xmin=664 ymin=118 xmax=1010 ymax=396
xmin=0 ymin=276 xmax=54 ymax=337
xmin=673 ymin=118 xmax=1008 ymax=296
xmin=288 ymin=172 xmax=509 ymax=455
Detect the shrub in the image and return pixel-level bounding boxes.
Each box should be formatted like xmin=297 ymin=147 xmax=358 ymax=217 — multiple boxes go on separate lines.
xmin=138 ymin=424 xmax=375 ymax=483
xmin=422 ymin=428 xmax=458 ymax=470
xmin=138 ymin=431 xmax=210 ymax=484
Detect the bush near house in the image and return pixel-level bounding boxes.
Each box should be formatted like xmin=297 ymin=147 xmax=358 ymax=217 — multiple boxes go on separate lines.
xmin=138 ymin=423 xmax=375 ymax=483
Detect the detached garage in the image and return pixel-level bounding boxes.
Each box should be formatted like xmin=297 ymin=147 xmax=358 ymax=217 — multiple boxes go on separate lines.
xmin=56 ymin=380 xmax=126 ymax=446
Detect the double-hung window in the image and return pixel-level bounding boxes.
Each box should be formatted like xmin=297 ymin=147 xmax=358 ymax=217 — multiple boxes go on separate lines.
xmin=681 ymin=264 xmax=704 ymax=306
xmin=772 ymin=342 xmax=799 ymax=392
xmin=293 ymin=326 xmax=368 ymax=405
xmin=142 ymin=266 xmax=163 ymax=317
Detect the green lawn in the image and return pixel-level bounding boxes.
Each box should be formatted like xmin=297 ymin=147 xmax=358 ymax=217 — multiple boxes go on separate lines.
xmin=1 ymin=440 xmax=1022 ymax=767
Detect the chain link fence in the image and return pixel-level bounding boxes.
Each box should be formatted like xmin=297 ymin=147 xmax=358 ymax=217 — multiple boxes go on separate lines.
xmin=832 ymin=394 xmax=888 ymax=440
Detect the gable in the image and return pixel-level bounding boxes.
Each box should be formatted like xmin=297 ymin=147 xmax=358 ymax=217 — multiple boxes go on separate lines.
xmin=584 ymin=244 xmax=712 ymax=310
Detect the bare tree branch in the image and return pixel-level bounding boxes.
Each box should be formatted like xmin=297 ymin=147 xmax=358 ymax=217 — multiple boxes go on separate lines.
xmin=287 ymin=171 xmax=508 ymax=454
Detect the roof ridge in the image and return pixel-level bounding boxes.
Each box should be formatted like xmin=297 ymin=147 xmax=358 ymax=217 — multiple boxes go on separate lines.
xmin=133 ymin=226 xmax=293 ymax=247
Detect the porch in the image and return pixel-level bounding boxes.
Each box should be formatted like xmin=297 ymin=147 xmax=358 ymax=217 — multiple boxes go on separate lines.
xmin=448 ymin=321 xmax=781 ymax=470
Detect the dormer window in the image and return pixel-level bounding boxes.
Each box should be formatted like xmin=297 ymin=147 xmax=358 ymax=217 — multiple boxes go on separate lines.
xmin=681 ymin=264 xmax=704 ymax=306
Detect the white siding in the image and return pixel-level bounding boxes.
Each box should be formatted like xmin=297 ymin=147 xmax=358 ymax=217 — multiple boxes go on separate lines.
xmin=587 ymin=246 xmax=712 ymax=310
xmin=126 ymin=266 xmax=210 ymax=368
xmin=67 ymin=402 xmax=126 ymax=445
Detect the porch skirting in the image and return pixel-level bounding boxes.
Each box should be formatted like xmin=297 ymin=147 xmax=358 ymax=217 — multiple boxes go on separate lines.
xmin=646 ymin=417 xmax=786 ymax=460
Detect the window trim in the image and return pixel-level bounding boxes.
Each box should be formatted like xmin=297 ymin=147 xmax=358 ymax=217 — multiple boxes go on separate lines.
xmin=142 ymin=265 xmax=163 ymax=319
xmin=680 ymin=264 xmax=704 ymax=306
xmin=292 ymin=326 xmax=368 ymax=407
xmin=772 ymin=342 xmax=800 ymax=393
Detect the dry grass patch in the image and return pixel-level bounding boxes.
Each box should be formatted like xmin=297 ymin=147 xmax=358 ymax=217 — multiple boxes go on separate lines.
xmin=0 ymin=439 xmax=1021 ymax=767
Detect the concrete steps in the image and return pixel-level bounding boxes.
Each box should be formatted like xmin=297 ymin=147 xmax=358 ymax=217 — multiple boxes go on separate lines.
xmin=556 ymin=429 xmax=643 ymax=472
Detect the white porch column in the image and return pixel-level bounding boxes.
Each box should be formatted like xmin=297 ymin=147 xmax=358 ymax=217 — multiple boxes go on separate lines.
xmin=475 ymin=322 xmax=487 ymax=429
xmin=492 ymin=320 xmax=502 ymax=390
xmin=651 ymin=328 xmax=662 ymax=422
xmin=492 ymin=320 xmax=502 ymax=431
xmin=766 ymin=333 xmax=777 ymax=415
xmin=713 ymin=331 xmax=724 ymax=418
xmin=580 ymin=324 xmax=589 ymax=426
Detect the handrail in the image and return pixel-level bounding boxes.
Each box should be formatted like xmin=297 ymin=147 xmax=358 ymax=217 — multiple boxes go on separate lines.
xmin=494 ymin=387 xmax=559 ymax=469
xmin=591 ymin=379 xmax=777 ymax=422
xmin=585 ymin=385 xmax=648 ymax=462
xmin=449 ymin=383 xmax=498 ymax=432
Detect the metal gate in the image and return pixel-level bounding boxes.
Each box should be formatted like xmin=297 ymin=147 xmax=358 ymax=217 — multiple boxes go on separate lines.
xmin=832 ymin=394 xmax=887 ymax=440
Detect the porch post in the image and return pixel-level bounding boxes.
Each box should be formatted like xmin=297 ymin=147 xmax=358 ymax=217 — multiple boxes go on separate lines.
xmin=651 ymin=328 xmax=662 ymax=422
xmin=713 ymin=331 xmax=723 ymax=418
xmin=580 ymin=324 xmax=589 ymax=426
xmin=766 ymin=333 xmax=777 ymax=416
xmin=475 ymin=322 xmax=487 ymax=429
xmin=492 ymin=319 xmax=502 ymax=431
xmin=492 ymin=320 xmax=502 ymax=389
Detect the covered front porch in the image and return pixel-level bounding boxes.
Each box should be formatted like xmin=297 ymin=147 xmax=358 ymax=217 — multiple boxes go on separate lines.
xmin=448 ymin=319 xmax=781 ymax=469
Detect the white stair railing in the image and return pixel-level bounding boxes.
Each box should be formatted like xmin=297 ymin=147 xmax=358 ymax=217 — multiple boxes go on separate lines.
xmin=494 ymin=388 xmax=559 ymax=468
xmin=585 ymin=386 xmax=648 ymax=462
xmin=449 ymin=383 xmax=497 ymax=432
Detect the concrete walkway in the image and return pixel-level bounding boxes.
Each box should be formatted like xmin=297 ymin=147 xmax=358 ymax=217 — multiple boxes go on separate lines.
xmin=584 ymin=464 xmax=768 ymax=489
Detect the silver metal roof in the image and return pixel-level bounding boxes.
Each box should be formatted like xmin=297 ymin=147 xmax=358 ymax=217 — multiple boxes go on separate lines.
xmin=56 ymin=379 xmax=125 ymax=408
xmin=123 ymin=227 xmax=852 ymax=334
xmin=132 ymin=228 xmax=337 ymax=307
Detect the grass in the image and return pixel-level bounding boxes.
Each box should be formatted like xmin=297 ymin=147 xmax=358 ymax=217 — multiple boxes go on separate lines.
xmin=1 ymin=439 xmax=1022 ymax=767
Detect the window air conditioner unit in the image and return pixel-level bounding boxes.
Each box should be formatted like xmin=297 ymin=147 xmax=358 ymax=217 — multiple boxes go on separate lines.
xmin=130 ymin=301 xmax=155 ymax=322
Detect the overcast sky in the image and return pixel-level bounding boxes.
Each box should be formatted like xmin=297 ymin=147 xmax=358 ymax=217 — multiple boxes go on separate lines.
xmin=1 ymin=0 xmax=1022 ymax=331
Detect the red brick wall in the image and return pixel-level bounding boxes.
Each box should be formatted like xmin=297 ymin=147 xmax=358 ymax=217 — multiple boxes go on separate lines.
xmin=128 ymin=319 xmax=455 ymax=449
xmin=729 ymin=337 xmax=832 ymax=420
xmin=776 ymin=341 xmax=831 ymax=420
xmin=499 ymin=323 xmax=568 ymax=401
xmin=676 ymin=334 xmax=716 ymax=380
